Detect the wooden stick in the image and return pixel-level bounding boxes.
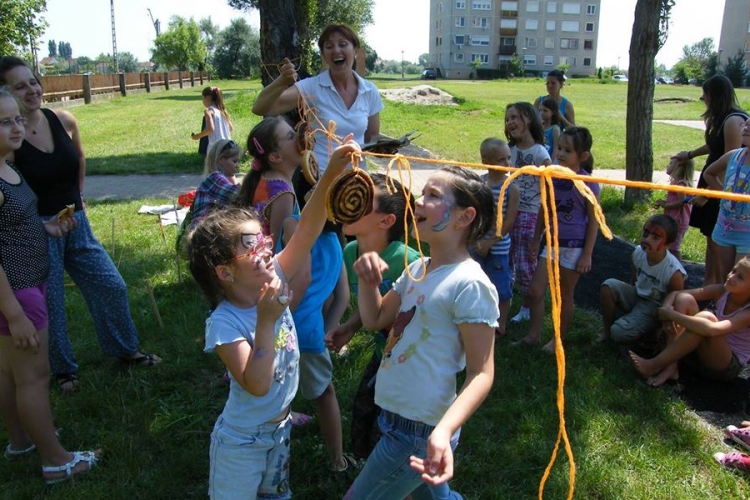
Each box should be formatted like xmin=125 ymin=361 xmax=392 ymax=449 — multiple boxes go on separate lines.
xmin=144 ymin=279 xmax=164 ymax=329
xmin=173 ymin=199 xmax=182 ymax=280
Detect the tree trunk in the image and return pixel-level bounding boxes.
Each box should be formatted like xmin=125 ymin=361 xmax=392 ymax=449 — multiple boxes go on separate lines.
xmin=257 ymin=0 xmax=311 ymax=86
xmin=624 ymin=0 xmax=661 ymax=204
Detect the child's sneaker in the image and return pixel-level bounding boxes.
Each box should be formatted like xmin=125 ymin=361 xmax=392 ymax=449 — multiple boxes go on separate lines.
xmin=725 ymin=425 xmax=750 ymax=452
xmin=714 ymin=451 xmax=750 ymax=473
xmin=510 ymin=307 xmax=530 ymax=323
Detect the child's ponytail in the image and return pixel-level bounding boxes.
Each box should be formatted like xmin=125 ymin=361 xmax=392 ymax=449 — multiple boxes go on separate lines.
xmin=236 ymin=116 xmax=288 ymax=208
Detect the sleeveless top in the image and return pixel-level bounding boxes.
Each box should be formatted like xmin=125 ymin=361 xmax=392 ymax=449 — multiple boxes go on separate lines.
xmin=713 ymin=291 xmax=750 ymax=365
xmin=543 ymin=126 xmax=556 ymax=157
xmin=208 ymin=106 xmax=231 ymax=147
xmin=251 ymin=177 xmax=299 ymax=237
xmin=690 ymin=110 xmax=749 ymax=231
xmin=14 ymin=109 xmax=82 ymax=217
xmin=0 ymin=163 xmax=49 ymax=289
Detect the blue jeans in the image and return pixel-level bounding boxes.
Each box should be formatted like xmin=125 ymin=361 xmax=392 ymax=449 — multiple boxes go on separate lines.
xmin=45 ymin=210 xmax=140 ymax=375
xmin=344 ymin=410 xmax=463 ymax=500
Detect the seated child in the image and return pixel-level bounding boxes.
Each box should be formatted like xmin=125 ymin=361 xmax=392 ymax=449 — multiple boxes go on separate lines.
xmin=599 ymin=214 xmax=686 ymax=344
xmin=325 ymin=173 xmax=419 ymax=462
xmin=630 ymin=256 xmax=750 ymax=387
xmin=472 ymin=138 xmax=519 ymax=338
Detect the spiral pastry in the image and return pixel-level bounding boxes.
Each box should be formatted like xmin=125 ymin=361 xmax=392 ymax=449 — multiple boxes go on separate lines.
xmin=301 ymin=150 xmax=320 ymax=185
xmin=295 ymin=121 xmax=316 ymax=154
xmin=325 ymin=169 xmax=375 ymax=224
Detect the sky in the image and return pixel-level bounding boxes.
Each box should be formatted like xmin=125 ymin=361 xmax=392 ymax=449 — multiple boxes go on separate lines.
xmin=38 ymin=0 xmax=725 ymax=70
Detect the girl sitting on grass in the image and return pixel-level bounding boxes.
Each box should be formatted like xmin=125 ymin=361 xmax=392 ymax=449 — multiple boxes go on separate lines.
xmin=630 ymin=256 xmax=750 ymax=387
xmin=0 ymin=89 xmax=99 ymax=484
xmin=187 ymin=136 xmax=358 ymax=499
xmin=344 ymin=166 xmax=499 ymax=499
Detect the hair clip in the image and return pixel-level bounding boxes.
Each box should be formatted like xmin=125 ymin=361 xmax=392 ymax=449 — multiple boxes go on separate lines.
xmin=251 ymin=159 xmax=262 ymax=171
xmin=253 ymin=137 xmax=265 ymax=155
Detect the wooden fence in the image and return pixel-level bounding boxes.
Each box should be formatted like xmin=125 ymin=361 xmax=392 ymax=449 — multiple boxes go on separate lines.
xmin=40 ymin=71 xmax=211 ymax=105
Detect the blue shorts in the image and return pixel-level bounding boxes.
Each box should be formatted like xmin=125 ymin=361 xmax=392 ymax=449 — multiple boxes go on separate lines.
xmin=712 ymin=226 xmax=750 ymax=255
xmin=472 ymin=252 xmax=512 ymax=302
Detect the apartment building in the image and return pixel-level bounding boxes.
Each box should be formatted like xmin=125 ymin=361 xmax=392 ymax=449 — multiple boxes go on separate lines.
xmin=718 ymin=0 xmax=750 ymax=69
xmin=428 ymin=1 xmax=601 ymax=79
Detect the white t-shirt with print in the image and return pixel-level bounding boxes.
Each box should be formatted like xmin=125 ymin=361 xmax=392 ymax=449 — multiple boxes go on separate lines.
xmin=510 ymin=143 xmax=550 ymax=213
xmin=633 ymin=246 xmax=686 ymax=303
xmin=375 ymin=258 xmax=499 ymax=427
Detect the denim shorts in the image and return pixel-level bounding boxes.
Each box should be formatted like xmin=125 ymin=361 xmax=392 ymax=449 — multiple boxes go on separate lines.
xmin=0 ymin=284 xmax=47 ymax=336
xmin=208 ymin=414 xmax=292 ymax=500
xmin=473 ymin=252 xmax=512 ymax=302
xmin=344 ymin=410 xmax=463 ymax=500
xmin=712 ymin=227 xmax=750 ymax=255
xmin=299 ymin=349 xmax=333 ymax=400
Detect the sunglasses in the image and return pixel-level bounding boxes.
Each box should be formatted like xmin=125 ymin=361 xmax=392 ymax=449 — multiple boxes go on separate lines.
xmin=231 ymin=233 xmax=274 ymax=263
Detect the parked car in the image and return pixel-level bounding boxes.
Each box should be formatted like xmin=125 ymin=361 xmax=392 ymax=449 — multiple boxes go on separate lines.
xmin=657 ymin=76 xmax=674 ymax=84
xmin=421 ymin=68 xmax=437 ymax=80
xmin=612 ymin=74 xmax=629 ymax=82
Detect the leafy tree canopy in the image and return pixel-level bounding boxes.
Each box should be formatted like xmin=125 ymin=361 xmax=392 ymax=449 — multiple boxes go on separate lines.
xmin=1 ymin=0 xmax=48 ymax=57
xmin=151 ymin=16 xmax=208 ymax=71
xmin=212 ymin=18 xmax=261 ymax=79
xmin=673 ymin=37 xmax=717 ymax=84
xmin=48 ymin=39 xmax=55 ymax=56
xmin=117 ymin=52 xmax=139 ymax=73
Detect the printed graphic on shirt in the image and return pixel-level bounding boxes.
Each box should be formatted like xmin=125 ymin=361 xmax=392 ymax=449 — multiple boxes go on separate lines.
xmin=382 ymin=305 xmax=416 ymax=360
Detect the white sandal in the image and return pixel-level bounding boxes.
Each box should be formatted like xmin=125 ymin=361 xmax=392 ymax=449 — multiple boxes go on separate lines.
xmin=42 ymin=450 xmax=99 ymax=485
xmin=4 ymin=442 xmax=36 ymax=460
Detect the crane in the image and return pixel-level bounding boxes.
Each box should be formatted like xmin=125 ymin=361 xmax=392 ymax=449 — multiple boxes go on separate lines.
xmin=147 ymin=8 xmax=161 ymax=37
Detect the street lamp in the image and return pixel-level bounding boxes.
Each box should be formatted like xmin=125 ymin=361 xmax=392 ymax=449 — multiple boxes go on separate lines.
xmin=522 ymin=47 xmax=526 ymax=74
xmin=617 ymin=56 xmax=620 ymax=70
xmin=401 ymin=50 xmax=405 ymax=80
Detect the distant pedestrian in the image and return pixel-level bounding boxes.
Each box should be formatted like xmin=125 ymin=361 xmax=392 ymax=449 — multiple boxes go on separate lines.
xmin=191 ymin=86 xmax=233 ymax=151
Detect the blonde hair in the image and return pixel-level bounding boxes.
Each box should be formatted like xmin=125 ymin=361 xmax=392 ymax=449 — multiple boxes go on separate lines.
xmin=204 ymin=139 xmax=242 ymax=176
xmin=669 ymin=157 xmax=695 ymax=187
xmin=479 ymin=137 xmax=508 ymax=161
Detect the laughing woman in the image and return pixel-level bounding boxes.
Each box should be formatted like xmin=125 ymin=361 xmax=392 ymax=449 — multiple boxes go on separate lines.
xmin=251 ymin=24 xmax=384 ymax=174
xmin=0 ymin=56 xmax=161 ymax=393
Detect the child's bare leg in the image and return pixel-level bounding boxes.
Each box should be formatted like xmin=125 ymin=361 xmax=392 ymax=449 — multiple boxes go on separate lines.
xmin=543 ymin=268 xmax=580 ymax=353
xmin=704 ymin=237 xmax=722 ymax=285
xmin=716 ymin=244 xmax=737 ymax=287
xmin=316 ymin=382 xmax=345 ymax=470
xmin=597 ymin=284 xmax=617 ymax=343
xmin=515 ymin=264 xmax=547 ymax=346
xmin=0 ymin=330 xmax=70 ymax=466
xmin=0 ymin=341 xmax=29 ymax=451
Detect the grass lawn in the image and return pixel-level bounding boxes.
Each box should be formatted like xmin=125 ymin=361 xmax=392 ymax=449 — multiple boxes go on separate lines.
xmin=2 ymin=79 xmax=750 ymax=498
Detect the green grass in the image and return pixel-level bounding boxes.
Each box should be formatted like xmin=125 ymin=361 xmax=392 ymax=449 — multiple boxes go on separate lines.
xmin=3 ymin=79 xmax=749 ymax=498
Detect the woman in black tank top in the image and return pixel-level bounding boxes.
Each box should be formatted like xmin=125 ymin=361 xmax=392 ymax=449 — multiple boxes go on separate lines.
xmin=672 ymin=75 xmax=748 ymax=286
xmin=0 ymin=57 xmax=162 ymax=393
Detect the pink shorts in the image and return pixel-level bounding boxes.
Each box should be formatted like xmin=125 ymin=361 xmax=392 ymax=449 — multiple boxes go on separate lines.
xmin=0 ymin=284 xmax=48 ymax=336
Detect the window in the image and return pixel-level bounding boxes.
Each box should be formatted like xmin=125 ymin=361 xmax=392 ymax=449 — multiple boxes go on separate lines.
xmin=438 ymin=2 xmax=443 ymax=13
xmin=523 ymin=54 xmax=536 ymax=66
xmin=500 ymin=19 xmax=518 ymax=28
xmin=586 ymin=4 xmax=596 ymax=15
xmin=471 ymin=53 xmax=489 ymax=64
xmin=525 ymin=37 xmax=537 ymax=48
xmin=435 ymin=19 xmax=443 ymax=30
xmin=473 ymin=17 xmax=490 ymax=28
xmin=456 ymin=1 xmax=466 ymax=8
xmin=472 ymin=2 xmax=491 ymax=10
xmin=561 ymin=21 xmax=580 ymax=32
xmin=547 ymin=2 xmax=557 ymax=13
xmin=585 ymin=22 xmax=595 ymax=32
xmin=583 ymin=57 xmax=592 ymax=66
xmin=454 ymin=53 xmax=465 ymax=63
xmin=560 ymin=38 xmax=578 ymax=49
xmin=746 ymin=41 xmax=750 ymax=52
xmin=471 ymin=35 xmax=490 ymax=46
xmin=456 ymin=16 xmax=466 ymax=27
xmin=455 ymin=35 xmax=465 ymax=45
xmin=562 ymin=3 xmax=581 ymax=14
xmin=748 ymin=22 xmax=750 ymax=33
xmin=559 ymin=56 xmax=576 ymax=66
xmin=435 ymin=36 xmax=443 ymax=47
xmin=527 ymin=1 xmax=540 ymax=12
xmin=545 ymin=37 xmax=555 ymax=49
xmin=501 ymin=1 xmax=518 ymax=9
xmin=584 ymin=39 xmax=593 ymax=50
xmin=525 ymin=19 xmax=539 ymax=30
xmin=501 ymin=37 xmax=516 ymax=46
xmin=544 ymin=55 xmax=554 ymax=66
xmin=546 ymin=20 xmax=556 ymax=31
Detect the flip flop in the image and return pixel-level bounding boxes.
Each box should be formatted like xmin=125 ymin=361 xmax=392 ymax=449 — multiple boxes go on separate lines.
xmin=118 ymin=353 xmax=162 ymax=367
xmin=291 ymin=412 xmax=313 ymax=426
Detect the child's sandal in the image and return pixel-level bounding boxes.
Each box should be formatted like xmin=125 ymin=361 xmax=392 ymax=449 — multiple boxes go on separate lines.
xmin=42 ymin=450 xmax=100 ymax=485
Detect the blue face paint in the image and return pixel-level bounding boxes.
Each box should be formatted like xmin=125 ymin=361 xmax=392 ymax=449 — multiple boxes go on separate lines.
xmin=432 ymin=196 xmax=453 ymax=232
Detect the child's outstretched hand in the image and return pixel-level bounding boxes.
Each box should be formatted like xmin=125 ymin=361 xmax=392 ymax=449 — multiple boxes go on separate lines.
xmin=257 ymin=278 xmax=291 ymax=326
xmin=353 ymin=251 xmax=388 ymax=289
xmin=325 ymin=323 xmax=356 ymax=353
xmin=326 ymin=134 xmax=361 ymax=173
xmin=410 ymin=427 xmax=454 ymax=486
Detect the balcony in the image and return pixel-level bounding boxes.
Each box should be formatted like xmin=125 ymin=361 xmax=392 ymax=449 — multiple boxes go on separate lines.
xmin=498 ymin=45 xmax=517 ymax=56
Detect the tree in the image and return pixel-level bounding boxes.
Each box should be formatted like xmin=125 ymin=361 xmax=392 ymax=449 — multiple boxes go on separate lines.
xmin=58 ymin=41 xmax=71 ymax=59
xmin=212 ymin=18 xmax=261 ymax=79
xmin=76 ymin=56 xmax=94 ymax=73
xmin=723 ymin=50 xmax=748 ymax=88
xmin=227 ymin=0 xmax=374 ymax=84
xmin=151 ymin=16 xmax=208 ymax=71
xmin=625 ymin=0 xmax=674 ymax=204
xmin=1 ymin=0 xmax=47 ymax=57
xmin=418 ymin=53 xmax=429 ymax=67
xmin=117 ymin=52 xmax=139 ymax=73
xmin=676 ymin=37 xmax=716 ymax=84
xmin=48 ymin=39 xmax=56 ymax=56
xmin=199 ymin=17 xmax=219 ymax=59
xmin=509 ymin=53 xmax=524 ymax=77
xmin=363 ymin=42 xmax=378 ymax=72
